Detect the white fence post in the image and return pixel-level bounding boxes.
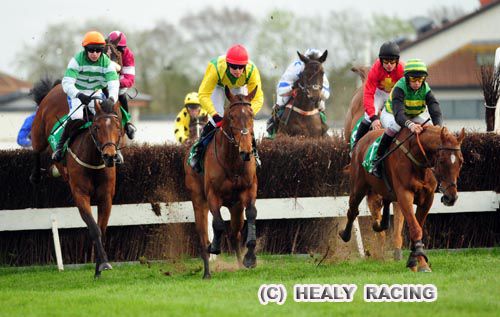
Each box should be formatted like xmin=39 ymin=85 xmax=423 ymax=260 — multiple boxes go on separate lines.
xmin=353 ymin=219 xmax=365 ymax=258
xmin=50 ymin=214 xmax=64 ymax=271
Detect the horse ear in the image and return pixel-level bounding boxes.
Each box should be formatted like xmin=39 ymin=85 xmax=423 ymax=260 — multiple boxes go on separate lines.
xmin=224 ymin=85 xmax=233 ymax=100
xmin=297 ymin=51 xmax=309 ymax=64
xmin=247 ymin=86 xmax=258 ymax=101
xmin=457 ymin=128 xmax=466 ymax=144
xmin=318 ymin=50 xmax=328 ymax=63
xmin=440 ymin=126 xmax=447 ymax=143
xmin=112 ymin=98 xmax=120 ymax=114
xmin=94 ymin=100 xmax=102 ymax=114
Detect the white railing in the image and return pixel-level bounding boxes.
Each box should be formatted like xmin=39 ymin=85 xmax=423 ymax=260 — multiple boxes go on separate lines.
xmin=1 ymin=191 xmax=498 ymax=270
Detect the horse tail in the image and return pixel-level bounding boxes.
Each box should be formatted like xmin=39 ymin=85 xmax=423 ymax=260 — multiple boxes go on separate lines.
xmin=31 ymin=76 xmax=61 ymax=105
xmin=351 ymin=66 xmax=368 ymax=82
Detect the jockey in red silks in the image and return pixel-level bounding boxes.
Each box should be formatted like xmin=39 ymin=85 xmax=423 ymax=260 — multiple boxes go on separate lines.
xmin=351 ymin=41 xmax=405 ymax=149
xmin=107 ymin=30 xmax=137 ymax=140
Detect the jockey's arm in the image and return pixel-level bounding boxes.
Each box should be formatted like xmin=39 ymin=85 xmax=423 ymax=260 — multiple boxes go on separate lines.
xmin=62 ymin=58 xmax=81 ymax=98
xmin=174 ymin=109 xmax=189 ymax=143
xmin=425 ymin=91 xmax=443 ymax=126
xmin=104 ymin=62 xmax=120 ymax=102
xmin=392 ymin=87 xmax=412 ymax=128
xmin=247 ymin=66 xmax=264 ymax=114
xmin=277 ymin=61 xmax=302 ymax=98
xmin=321 ymin=74 xmax=330 ymax=100
xmin=198 ymin=63 xmax=219 ymax=116
xmin=363 ymin=67 xmax=379 ymax=119
xmin=120 ymin=50 xmax=135 ymax=88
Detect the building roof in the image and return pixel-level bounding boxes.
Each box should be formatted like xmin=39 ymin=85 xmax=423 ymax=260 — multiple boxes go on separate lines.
xmin=0 ymin=71 xmax=32 ymax=96
xmin=401 ymin=0 xmax=500 ymax=51
xmin=427 ymin=41 xmax=499 ymax=89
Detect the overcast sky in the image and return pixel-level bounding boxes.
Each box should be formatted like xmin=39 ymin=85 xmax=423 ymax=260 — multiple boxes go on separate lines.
xmin=2 ymin=0 xmax=480 ymax=79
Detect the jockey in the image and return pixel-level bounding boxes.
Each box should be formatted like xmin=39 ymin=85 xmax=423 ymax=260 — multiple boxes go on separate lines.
xmin=371 ymin=59 xmax=443 ymax=178
xmin=17 ymin=111 xmax=37 ymax=148
xmin=107 ymin=30 xmax=137 ymax=140
xmin=266 ymin=48 xmax=330 ymax=135
xmin=174 ymin=92 xmax=208 ymax=143
xmin=352 ymin=41 xmax=404 ymax=148
xmin=189 ymin=44 xmax=264 ymax=173
xmin=53 ymin=31 xmax=119 ymax=163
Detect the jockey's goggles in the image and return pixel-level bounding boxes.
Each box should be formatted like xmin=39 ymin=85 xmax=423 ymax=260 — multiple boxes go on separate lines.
xmin=85 ymin=46 xmax=104 ymax=53
xmin=186 ymin=104 xmax=200 ymax=110
xmin=227 ymin=63 xmax=246 ymax=70
xmin=382 ymin=59 xmax=398 ymax=65
xmin=408 ymin=76 xmax=426 ymax=83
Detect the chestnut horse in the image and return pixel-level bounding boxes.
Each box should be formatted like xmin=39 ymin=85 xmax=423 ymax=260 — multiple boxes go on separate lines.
xmin=340 ymin=126 xmax=465 ymax=272
xmin=344 ymin=66 xmax=406 ymax=260
xmin=30 ymin=78 xmax=124 ymax=278
xmin=185 ymin=86 xmax=258 ymax=279
xmin=277 ymin=51 xmax=328 ymax=137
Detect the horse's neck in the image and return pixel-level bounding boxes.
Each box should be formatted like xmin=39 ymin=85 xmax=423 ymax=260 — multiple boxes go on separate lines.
xmin=215 ymin=129 xmax=247 ymax=171
xmin=293 ymin=92 xmax=317 ymax=111
xmin=71 ymin=130 xmax=100 ymax=163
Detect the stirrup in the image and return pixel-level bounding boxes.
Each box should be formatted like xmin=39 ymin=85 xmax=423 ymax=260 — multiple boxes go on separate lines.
xmin=115 ymin=150 xmax=124 ymax=164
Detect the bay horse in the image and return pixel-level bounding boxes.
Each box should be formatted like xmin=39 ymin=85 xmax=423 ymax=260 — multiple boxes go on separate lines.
xmin=344 ymin=66 xmax=406 ymax=261
xmin=340 ymin=126 xmax=465 ymax=272
xmin=185 ymin=86 xmax=258 ymax=279
xmin=277 ymin=50 xmax=328 ymax=137
xmin=30 ymin=77 xmax=124 ymax=278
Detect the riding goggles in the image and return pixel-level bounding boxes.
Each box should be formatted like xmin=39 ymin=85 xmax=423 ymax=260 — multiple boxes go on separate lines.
xmin=227 ymin=63 xmax=246 ymax=70
xmin=408 ymin=76 xmax=427 ymax=83
xmin=85 ymin=46 xmax=104 ymax=53
xmin=382 ymin=59 xmax=398 ymax=65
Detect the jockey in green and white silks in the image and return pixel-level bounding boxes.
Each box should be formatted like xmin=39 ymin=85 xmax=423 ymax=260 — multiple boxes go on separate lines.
xmin=371 ymin=59 xmax=443 ymax=178
xmin=52 ymin=31 xmax=120 ymax=163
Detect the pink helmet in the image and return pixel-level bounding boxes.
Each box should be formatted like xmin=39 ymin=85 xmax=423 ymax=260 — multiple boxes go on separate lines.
xmin=226 ymin=44 xmax=248 ymax=65
xmin=108 ymin=30 xmax=127 ymax=47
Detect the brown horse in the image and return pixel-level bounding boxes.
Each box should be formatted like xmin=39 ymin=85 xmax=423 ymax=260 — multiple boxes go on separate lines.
xmin=185 ymin=86 xmax=258 ymax=279
xmin=340 ymin=126 xmax=465 ymax=272
xmin=30 ymin=78 xmax=124 ymax=278
xmin=344 ymin=66 xmax=406 ymax=260
xmin=277 ymin=51 xmax=328 ymax=137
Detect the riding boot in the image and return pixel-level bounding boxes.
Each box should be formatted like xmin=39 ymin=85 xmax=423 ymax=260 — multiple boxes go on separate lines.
xmin=371 ymin=132 xmax=395 ymax=178
xmin=266 ymin=116 xmax=276 ymax=136
xmin=52 ymin=119 xmax=82 ymax=162
xmin=352 ymin=120 xmax=371 ymax=149
xmin=252 ymin=136 xmax=261 ymax=168
xmin=190 ymin=122 xmax=216 ymax=173
xmin=118 ymin=94 xmax=129 ymax=112
xmin=124 ymin=122 xmax=137 ymax=140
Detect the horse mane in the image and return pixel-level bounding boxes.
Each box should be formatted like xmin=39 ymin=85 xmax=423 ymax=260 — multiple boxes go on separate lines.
xmin=31 ymin=76 xmax=61 ymax=105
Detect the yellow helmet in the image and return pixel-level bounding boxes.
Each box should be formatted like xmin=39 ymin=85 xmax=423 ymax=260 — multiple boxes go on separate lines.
xmin=82 ymin=31 xmax=106 ymax=47
xmin=184 ymin=92 xmax=200 ymax=106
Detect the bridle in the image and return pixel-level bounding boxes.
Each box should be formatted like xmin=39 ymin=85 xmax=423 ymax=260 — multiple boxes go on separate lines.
xmin=220 ymin=101 xmax=252 ymax=146
xmin=296 ymin=60 xmax=323 ymax=102
xmin=90 ymin=113 xmax=122 ymax=156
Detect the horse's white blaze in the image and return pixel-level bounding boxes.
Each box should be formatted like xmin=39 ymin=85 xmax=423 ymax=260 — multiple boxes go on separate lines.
xmin=450 ymin=154 xmax=456 ymax=164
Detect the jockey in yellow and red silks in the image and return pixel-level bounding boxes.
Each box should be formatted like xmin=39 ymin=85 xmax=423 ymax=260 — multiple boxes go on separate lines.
xmin=189 ymin=44 xmax=264 ymax=173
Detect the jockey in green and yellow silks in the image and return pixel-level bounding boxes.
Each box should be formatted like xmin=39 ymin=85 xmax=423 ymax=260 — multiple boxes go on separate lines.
xmin=371 ymin=59 xmax=443 ymax=178
xmin=189 ymin=44 xmax=264 ymax=173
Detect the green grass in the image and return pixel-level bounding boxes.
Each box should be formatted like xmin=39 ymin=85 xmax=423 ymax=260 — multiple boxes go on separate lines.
xmin=0 ymin=249 xmax=499 ymax=317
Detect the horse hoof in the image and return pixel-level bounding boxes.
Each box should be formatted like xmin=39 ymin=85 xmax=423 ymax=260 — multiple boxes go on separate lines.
xmin=393 ymin=248 xmax=403 ymax=261
xmin=339 ymin=230 xmax=351 ymax=242
xmin=408 ymin=266 xmax=418 ymax=273
xmin=202 ymin=273 xmax=212 ymax=280
xmin=207 ymin=243 xmax=221 ymax=255
xmin=99 ymin=262 xmax=113 ymax=272
xmin=243 ymin=253 xmax=257 ymax=268
xmin=418 ymin=266 xmax=432 ymax=273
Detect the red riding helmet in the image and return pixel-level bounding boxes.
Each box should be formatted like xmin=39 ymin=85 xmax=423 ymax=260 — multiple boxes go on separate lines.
xmin=226 ymin=44 xmax=248 ymax=65
xmin=108 ymin=30 xmax=127 ymax=47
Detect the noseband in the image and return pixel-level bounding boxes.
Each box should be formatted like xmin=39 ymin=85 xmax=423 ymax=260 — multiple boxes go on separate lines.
xmin=90 ymin=113 xmax=122 ymax=154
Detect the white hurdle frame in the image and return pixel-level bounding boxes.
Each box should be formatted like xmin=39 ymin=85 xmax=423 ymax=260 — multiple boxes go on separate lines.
xmin=1 ymin=191 xmax=498 ymax=270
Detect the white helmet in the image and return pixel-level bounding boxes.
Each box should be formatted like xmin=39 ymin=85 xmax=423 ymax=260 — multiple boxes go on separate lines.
xmin=304 ymin=48 xmax=322 ymax=59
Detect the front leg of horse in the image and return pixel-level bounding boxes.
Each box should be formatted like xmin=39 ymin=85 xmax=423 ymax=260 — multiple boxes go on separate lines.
xmin=339 ymin=189 xmax=365 ymax=242
xmin=96 ymin=196 xmax=114 ymax=275
xmin=407 ymin=240 xmax=431 ymax=273
xmin=392 ymin=203 xmax=405 ymax=261
xmin=208 ymin=204 xmax=225 ymax=255
xmin=30 ymin=151 xmax=41 ymax=185
xmin=243 ymin=204 xmax=257 ymax=268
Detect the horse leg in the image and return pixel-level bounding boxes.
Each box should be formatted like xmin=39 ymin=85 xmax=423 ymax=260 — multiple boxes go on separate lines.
xmin=30 ymin=151 xmax=41 ymax=185
xmin=243 ymin=201 xmax=257 ymax=268
xmin=394 ymin=188 xmax=423 ymax=272
xmin=339 ymin=187 xmax=366 ymax=242
xmin=413 ymin=194 xmax=434 ymax=272
xmin=95 ymin=194 xmax=113 ymax=274
xmin=192 ymin=195 xmax=210 ymax=279
xmin=392 ymin=203 xmax=405 ymax=261
xmin=228 ymin=202 xmax=244 ymax=267
xmin=207 ymin=195 xmax=224 ymax=255
xmin=73 ymin=191 xmax=108 ymax=278
xmin=366 ymin=193 xmax=385 ymax=259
